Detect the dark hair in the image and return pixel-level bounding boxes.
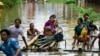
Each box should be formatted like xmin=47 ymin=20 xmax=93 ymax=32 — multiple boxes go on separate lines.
xmin=49 ymin=14 xmax=56 ymax=19
xmin=51 ymin=14 xmax=56 ymax=18
xmin=30 ymin=23 xmax=34 ymax=25
xmin=15 ymin=18 xmax=21 ymax=24
xmin=30 ymin=23 xmax=34 ymax=26
xmin=49 ymin=15 xmax=53 ymax=19
xmin=78 ymin=18 xmax=83 ymax=23
xmin=0 ymin=29 xmax=10 ymax=36
xmin=84 ymin=13 xmax=89 ymax=17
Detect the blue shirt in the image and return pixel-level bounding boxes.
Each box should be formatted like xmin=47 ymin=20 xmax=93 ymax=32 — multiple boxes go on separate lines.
xmin=0 ymin=38 xmax=22 ymax=56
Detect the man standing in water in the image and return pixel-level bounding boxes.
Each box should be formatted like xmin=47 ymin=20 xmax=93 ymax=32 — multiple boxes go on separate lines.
xmin=8 ymin=18 xmax=28 ymax=47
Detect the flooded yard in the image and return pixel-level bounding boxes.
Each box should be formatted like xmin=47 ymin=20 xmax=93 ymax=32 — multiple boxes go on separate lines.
xmin=0 ymin=0 xmax=100 ymax=56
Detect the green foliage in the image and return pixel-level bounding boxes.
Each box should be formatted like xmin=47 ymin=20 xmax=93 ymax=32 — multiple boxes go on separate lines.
xmin=48 ymin=0 xmax=68 ymax=3
xmin=65 ymin=0 xmax=76 ymax=4
xmin=74 ymin=6 xmax=99 ymax=21
xmin=48 ymin=0 xmax=76 ymax=4
xmin=0 ymin=0 xmax=23 ymax=8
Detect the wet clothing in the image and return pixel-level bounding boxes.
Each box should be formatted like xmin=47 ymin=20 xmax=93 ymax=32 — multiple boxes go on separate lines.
xmin=74 ymin=25 xmax=83 ymax=36
xmin=81 ymin=27 xmax=88 ymax=37
xmin=44 ymin=20 xmax=56 ymax=34
xmin=8 ymin=25 xmax=24 ymax=39
xmin=45 ymin=20 xmax=55 ymax=29
xmin=0 ymin=38 xmax=22 ymax=56
xmin=88 ymin=24 xmax=98 ymax=36
xmin=88 ymin=24 xmax=98 ymax=31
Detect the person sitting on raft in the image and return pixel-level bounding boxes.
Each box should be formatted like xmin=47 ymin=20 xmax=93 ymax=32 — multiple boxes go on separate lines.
xmin=44 ymin=15 xmax=56 ymax=34
xmin=88 ymin=19 xmax=98 ymax=36
xmin=22 ymin=26 xmax=63 ymax=51
xmin=34 ymin=26 xmax=63 ymax=48
xmin=73 ymin=18 xmax=90 ymax=50
xmin=34 ymin=26 xmax=55 ymax=47
xmin=83 ymin=13 xmax=91 ymax=27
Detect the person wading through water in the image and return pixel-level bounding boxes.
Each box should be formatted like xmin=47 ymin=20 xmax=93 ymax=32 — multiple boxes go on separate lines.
xmin=8 ymin=18 xmax=28 ymax=48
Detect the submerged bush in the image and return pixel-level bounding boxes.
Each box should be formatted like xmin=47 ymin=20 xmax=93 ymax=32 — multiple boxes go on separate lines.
xmin=74 ymin=6 xmax=99 ymax=21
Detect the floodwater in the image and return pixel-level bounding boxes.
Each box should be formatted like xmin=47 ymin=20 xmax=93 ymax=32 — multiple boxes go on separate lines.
xmin=0 ymin=0 xmax=100 ymax=56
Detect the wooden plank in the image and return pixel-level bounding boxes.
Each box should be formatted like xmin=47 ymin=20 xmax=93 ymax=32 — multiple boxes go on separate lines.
xmin=27 ymin=35 xmax=39 ymax=46
xmin=64 ymin=50 xmax=100 ymax=52
xmin=22 ymin=35 xmax=39 ymax=51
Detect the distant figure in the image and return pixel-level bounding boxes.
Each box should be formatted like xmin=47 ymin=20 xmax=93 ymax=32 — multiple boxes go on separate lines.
xmin=88 ymin=19 xmax=98 ymax=35
xmin=83 ymin=13 xmax=91 ymax=27
xmin=28 ymin=0 xmax=35 ymax=19
xmin=27 ymin=23 xmax=40 ymax=40
xmin=0 ymin=29 xmax=22 ymax=56
xmin=89 ymin=19 xmax=98 ymax=49
xmin=8 ymin=18 xmax=28 ymax=47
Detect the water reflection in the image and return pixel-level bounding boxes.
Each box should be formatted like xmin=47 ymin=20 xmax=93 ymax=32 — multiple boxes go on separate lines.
xmin=27 ymin=0 xmax=36 ymax=19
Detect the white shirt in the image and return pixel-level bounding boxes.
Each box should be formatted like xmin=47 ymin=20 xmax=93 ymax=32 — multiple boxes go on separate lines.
xmin=8 ymin=25 xmax=24 ymax=39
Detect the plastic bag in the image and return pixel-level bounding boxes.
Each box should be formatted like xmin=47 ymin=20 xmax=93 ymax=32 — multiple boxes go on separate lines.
xmin=81 ymin=27 xmax=88 ymax=37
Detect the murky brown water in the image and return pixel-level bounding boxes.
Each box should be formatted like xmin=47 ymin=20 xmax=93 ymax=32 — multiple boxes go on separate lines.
xmin=0 ymin=0 xmax=100 ymax=56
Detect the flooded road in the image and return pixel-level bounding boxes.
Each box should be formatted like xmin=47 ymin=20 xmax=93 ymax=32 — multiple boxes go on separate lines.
xmin=0 ymin=0 xmax=100 ymax=56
